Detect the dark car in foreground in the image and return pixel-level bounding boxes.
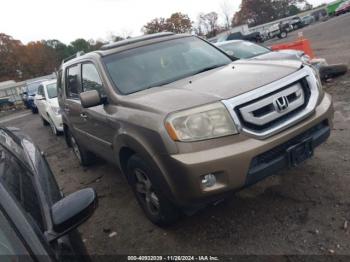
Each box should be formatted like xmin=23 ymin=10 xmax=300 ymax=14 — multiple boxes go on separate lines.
xmin=0 ymin=127 xmax=97 ymax=261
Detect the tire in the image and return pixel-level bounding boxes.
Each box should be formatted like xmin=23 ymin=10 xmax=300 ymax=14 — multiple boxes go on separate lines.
xmin=69 ymin=132 xmax=95 ymax=166
xmin=126 ymin=154 xmax=180 ymax=226
xmin=48 ymin=116 xmax=61 ymax=136
xmin=42 ymin=117 xmax=49 ymax=126
xmin=278 ymin=31 xmax=287 ymax=39
xmin=31 ymin=107 xmax=38 ymax=114
xmin=319 ymin=64 xmax=348 ymax=81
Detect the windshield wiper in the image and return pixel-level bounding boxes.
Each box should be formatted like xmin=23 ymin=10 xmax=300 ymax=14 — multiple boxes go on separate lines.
xmin=192 ymin=64 xmax=227 ymax=76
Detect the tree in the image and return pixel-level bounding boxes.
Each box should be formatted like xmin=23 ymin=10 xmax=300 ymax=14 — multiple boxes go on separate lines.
xmin=233 ymin=0 xmax=306 ymax=26
xmin=20 ymin=41 xmax=57 ymax=79
xmin=221 ymin=1 xmax=234 ymax=30
xmin=69 ymin=38 xmax=92 ymax=53
xmin=43 ymin=39 xmax=70 ymax=66
xmin=165 ymin=12 xmax=192 ymax=33
xmin=142 ymin=12 xmax=193 ymax=34
xmin=198 ymin=12 xmax=220 ymax=38
xmin=142 ymin=17 xmax=168 ymax=34
xmin=288 ymin=5 xmax=301 ymax=16
xmin=0 ymin=33 xmax=23 ymax=81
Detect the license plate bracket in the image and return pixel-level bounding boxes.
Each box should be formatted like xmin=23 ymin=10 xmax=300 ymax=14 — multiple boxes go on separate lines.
xmin=287 ymin=138 xmax=313 ymax=167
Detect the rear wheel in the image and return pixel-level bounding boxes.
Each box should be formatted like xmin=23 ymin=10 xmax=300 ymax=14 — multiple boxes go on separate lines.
xmin=69 ymin=133 xmax=95 ymax=166
xmin=48 ymin=116 xmax=61 ymax=136
xmin=127 ymin=154 xmax=180 ymax=226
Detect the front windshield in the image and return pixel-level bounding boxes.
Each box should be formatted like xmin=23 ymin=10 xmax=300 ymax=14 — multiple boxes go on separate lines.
xmin=27 ymin=82 xmax=41 ymax=95
xmin=103 ymin=36 xmax=232 ymax=95
xmin=46 ymin=83 xmax=57 ymax=99
xmin=219 ymin=41 xmax=270 ymax=59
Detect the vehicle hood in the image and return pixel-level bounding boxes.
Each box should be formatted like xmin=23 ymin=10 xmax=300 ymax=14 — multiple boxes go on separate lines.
xmin=122 ymin=60 xmax=302 ymax=113
xmin=251 ymin=50 xmax=303 ymax=61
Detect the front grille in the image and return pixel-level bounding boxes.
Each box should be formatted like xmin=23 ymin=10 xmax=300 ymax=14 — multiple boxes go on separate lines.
xmin=222 ymin=66 xmax=320 ymax=139
xmin=235 ymin=78 xmax=311 ymax=132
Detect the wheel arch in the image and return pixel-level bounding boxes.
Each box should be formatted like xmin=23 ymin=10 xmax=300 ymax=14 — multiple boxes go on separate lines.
xmin=63 ymin=123 xmax=72 ymax=147
xmin=115 ymin=135 xmax=175 ymax=202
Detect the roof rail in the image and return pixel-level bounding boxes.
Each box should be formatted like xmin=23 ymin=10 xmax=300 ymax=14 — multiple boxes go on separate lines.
xmin=62 ymin=51 xmax=85 ymax=64
xmin=100 ymin=32 xmax=175 ymax=51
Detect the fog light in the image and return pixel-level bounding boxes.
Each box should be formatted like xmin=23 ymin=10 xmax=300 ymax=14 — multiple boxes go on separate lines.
xmin=201 ymin=173 xmax=216 ymax=188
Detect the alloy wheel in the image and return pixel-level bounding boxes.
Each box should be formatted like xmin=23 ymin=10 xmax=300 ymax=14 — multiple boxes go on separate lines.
xmin=134 ymin=168 xmax=160 ymax=216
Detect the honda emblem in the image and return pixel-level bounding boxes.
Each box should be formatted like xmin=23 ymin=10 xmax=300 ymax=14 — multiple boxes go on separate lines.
xmin=274 ymin=96 xmax=289 ymax=112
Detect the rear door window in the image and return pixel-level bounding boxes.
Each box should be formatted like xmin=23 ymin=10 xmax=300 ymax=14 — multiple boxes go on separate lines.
xmin=66 ymin=65 xmax=80 ymax=99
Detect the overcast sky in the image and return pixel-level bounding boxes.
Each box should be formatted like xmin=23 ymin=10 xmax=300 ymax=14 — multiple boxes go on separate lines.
xmin=1 ymin=0 xmax=332 ymax=44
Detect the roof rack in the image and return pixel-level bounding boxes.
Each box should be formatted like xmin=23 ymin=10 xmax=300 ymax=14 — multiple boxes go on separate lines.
xmin=62 ymin=51 xmax=85 ymax=64
xmin=100 ymin=32 xmax=175 ymax=51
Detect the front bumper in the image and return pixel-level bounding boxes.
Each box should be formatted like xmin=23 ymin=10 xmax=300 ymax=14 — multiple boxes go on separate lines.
xmin=160 ymin=93 xmax=333 ymax=207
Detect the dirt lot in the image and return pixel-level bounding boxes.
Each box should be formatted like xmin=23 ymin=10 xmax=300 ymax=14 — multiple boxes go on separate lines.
xmin=1 ymin=14 xmax=350 ymax=258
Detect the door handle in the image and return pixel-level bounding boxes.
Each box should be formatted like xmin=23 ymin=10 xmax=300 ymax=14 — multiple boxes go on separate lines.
xmin=80 ymin=113 xmax=88 ymax=119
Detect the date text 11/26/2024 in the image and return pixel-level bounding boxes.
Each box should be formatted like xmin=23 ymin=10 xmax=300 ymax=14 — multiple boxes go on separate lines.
xmin=127 ymin=256 xmax=220 ymax=261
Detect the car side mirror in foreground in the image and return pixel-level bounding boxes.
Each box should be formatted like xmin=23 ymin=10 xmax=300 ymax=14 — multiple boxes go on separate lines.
xmin=80 ymin=90 xmax=102 ymax=108
xmin=46 ymin=188 xmax=97 ymax=242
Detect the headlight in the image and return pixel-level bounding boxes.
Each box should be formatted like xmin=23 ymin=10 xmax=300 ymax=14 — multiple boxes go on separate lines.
xmin=51 ymin=106 xmax=61 ymax=115
xmin=309 ymin=65 xmax=324 ymax=103
xmin=165 ymin=102 xmax=238 ymax=142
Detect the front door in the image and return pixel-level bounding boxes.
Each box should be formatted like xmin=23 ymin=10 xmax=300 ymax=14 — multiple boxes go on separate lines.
xmin=64 ymin=64 xmax=87 ymax=142
xmin=79 ymin=62 xmax=115 ymax=161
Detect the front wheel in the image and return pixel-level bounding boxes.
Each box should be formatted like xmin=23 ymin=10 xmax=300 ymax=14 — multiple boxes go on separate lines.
xmin=127 ymin=154 xmax=180 ymax=226
xmin=48 ymin=116 xmax=61 ymax=136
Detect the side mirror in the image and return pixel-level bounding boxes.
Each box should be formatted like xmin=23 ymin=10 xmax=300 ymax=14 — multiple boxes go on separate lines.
xmin=80 ymin=90 xmax=102 ymax=108
xmin=36 ymin=95 xmax=45 ymax=100
xmin=47 ymin=188 xmax=97 ymax=242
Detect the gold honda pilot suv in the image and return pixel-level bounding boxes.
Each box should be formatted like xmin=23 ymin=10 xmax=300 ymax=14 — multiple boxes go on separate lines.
xmin=57 ymin=33 xmax=333 ymax=225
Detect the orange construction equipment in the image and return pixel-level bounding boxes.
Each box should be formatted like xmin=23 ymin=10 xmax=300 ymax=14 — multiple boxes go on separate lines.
xmin=271 ymin=36 xmax=315 ymax=59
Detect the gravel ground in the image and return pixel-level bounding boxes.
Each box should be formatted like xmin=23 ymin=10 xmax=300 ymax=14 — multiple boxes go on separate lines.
xmin=1 ymin=14 xmax=350 ymax=259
